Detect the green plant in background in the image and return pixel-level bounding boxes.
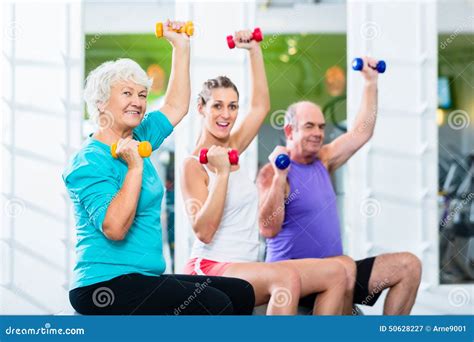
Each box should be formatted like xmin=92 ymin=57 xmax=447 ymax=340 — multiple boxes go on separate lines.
xmin=263 ymin=34 xmax=347 ymax=124
xmin=84 ymin=33 xmax=473 ymax=126
xmin=438 ymin=34 xmax=473 ymax=117
xmin=85 ymin=33 xmax=348 ymax=123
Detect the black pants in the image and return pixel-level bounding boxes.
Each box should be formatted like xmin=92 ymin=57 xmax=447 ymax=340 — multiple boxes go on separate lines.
xmin=300 ymin=257 xmax=383 ymax=308
xmin=70 ymin=273 xmax=255 ymax=315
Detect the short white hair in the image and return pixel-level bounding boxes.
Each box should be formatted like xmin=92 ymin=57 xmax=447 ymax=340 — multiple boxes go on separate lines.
xmin=84 ymin=58 xmax=153 ymax=121
xmin=284 ymin=102 xmax=299 ymax=127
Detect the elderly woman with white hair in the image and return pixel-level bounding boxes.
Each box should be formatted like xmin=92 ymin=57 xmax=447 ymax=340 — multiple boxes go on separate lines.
xmin=63 ymin=21 xmax=255 ymax=315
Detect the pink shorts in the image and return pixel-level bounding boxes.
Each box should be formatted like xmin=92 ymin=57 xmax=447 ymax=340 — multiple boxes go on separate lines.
xmin=183 ymin=258 xmax=232 ymax=276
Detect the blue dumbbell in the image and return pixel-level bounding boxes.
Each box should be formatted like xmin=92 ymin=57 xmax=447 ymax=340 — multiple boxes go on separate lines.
xmin=275 ymin=154 xmax=290 ymax=170
xmin=352 ymin=58 xmax=386 ymax=73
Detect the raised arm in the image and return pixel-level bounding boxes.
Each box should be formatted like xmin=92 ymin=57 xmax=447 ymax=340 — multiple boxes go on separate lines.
xmin=256 ymin=146 xmax=290 ymax=238
xmin=159 ymin=20 xmax=191 ymax=126
xmin=231 ymin=30 xmax=271 ymax=152
xmin=320 ymin=56 xmax=379 ymax=173
xmin=180 ymin=146 xmax=231 ymax=244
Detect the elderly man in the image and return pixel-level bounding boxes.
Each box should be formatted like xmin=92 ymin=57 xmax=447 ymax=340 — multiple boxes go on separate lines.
xmin=257 ymin=57 xmax=422 ymax=315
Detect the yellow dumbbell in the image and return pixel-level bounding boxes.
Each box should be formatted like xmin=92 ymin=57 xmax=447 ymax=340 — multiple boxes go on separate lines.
xmin=111 ymin=141 xmax=152 ymax=159
xmin=155 ymin=21 xmax=194 ymax=38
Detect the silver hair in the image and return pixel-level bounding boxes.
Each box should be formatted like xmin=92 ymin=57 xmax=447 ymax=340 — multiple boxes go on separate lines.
xmin=83 ymin=58 xmax=153 ymax=122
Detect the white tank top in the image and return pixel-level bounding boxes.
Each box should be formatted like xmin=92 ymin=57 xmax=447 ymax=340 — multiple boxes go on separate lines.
xmin=186 ymin=156 xmax=260 ymax=263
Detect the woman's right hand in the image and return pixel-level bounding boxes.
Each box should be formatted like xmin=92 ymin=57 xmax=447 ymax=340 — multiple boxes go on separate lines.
xmin=206 ymin=145 xmax=231 ymax=175
xmin=116 ymin=137 xmax=143 ymax=171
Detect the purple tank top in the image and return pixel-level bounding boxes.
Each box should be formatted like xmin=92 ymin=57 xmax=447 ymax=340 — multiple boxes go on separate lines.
xmin=265 ymin=158 xmax=343 ymax=262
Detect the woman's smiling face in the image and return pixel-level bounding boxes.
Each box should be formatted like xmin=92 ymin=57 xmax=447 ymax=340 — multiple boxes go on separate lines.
xmin=100 ymin=80 xmax=148 ymax=130
xmin=199 ymin=87 xmax=239 ymax=140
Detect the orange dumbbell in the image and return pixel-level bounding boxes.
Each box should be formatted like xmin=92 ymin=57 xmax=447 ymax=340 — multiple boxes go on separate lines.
xmin=155 ymin=21 xmax=194 ymax=38
xmin=111 ymin=141 xmax=152 ymax=159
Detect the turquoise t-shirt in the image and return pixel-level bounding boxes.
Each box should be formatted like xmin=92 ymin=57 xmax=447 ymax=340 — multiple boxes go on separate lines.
xmin=63 ymin=110 xmax=173 ymax=290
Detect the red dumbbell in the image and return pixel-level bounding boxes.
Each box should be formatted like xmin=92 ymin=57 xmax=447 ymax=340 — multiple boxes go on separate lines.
xmin=199 ymin=148 xmax=239 ymax=165
xmin=226 ymin=28 xmax=263 ymax=49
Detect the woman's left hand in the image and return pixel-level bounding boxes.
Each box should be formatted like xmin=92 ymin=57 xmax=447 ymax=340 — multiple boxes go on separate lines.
xmin=163 ymin=20 xmax=190 ymax=47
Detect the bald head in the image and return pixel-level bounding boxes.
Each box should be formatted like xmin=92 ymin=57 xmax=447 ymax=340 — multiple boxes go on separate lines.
xmin=284 ymin=101 xmax=324 ymax=129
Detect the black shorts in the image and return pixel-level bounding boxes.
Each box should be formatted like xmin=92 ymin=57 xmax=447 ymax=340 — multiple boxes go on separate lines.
xmin=299 ymin=256 xmax=383 ymax=308
xmin=70 ymin=273 xmax=255 ymax=315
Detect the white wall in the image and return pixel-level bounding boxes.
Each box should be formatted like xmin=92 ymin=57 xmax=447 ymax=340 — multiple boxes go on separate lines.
xmin=84 ymin=0 xmax=174 ymax=34
xmin=1 ymin=2 xmax=84 ymax=314
xmin=256 ymin=2 xmax=346 ymax=33
xmin=438 ymin=0 xmax=474 ymax=34
xmin=83 ymin=1 xmax=474 ymax=35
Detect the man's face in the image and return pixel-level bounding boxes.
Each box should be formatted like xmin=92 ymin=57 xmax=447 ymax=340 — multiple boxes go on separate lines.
xmin=286 ymin=103 xmax=326 ymax=156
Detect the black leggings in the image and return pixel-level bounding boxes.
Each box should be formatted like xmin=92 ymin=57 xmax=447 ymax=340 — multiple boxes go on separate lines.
xmin=70 ymin=273 xmax=255 ymax=315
